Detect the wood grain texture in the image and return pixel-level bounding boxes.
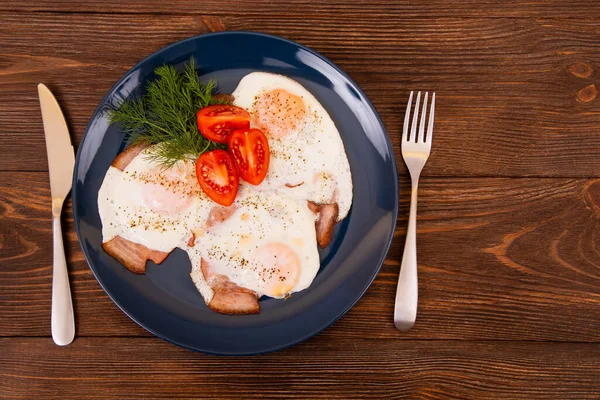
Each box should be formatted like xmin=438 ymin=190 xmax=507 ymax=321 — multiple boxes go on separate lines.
xmin=2 ymin=0 xmax=600 ymax=18
xmin=1 ymin=337 xmax=599 ymax=399
xmin=2 ymin=172 xmax=599 ymax=340
xmin=1 ymin=13 xmax=600 ymax=176
xmin=2 ymin=4 xmax=600 ymax=398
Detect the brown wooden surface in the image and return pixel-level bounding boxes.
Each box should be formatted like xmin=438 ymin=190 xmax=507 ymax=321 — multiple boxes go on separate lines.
xmin=1 ymin=1 xmax=599 ymax=399
xmin=2 ymin=338 xmax=599 ymax=400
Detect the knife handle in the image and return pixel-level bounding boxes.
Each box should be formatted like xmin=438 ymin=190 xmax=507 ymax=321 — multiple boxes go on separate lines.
xmin=51 ymin=213 xmax=75 ymax=346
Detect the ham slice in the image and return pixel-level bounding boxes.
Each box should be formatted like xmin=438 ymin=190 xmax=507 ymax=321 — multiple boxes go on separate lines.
xmin=103 ymin=142 xmax=173 ymax=274
xmin=103 ymin=236 xmax=170 ymax=274
xmin=111 ymin=142 xmax=148 ymax=171
xmin=307 ymin=201 xmax=339 ymax=248
xmin=187 ymin=205 xmax=236 ymax=247
xmin=211 ymin=94 xmax=235 ymax=103
xmin=187 ymin=233 xmax=196 ymax=247
xmin=205 ymin=205 xmax=237 ymax=230
xmin=201 ymin=259 xmax=259 ymax=315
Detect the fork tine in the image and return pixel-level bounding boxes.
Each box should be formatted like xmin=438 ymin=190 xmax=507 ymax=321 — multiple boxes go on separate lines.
xmin=418 ymin=92 xmax=429 ymax=143
xmin=402 ymin=91 xmax=413 ymax=142
xmin=426 ymin=92 xmax=435 ymax=144
xmin=410 ymin=92 xmax=421 ymax=142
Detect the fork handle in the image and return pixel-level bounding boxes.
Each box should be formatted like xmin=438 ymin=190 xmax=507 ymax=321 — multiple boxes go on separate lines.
xmin=394 ymin=179 xmax=419 ymax=331
xmin=51 ymin=212 xmax=75 ymax=346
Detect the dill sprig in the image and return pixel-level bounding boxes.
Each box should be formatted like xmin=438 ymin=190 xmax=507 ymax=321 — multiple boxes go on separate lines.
xmin=106 ymin=58 xmax=228 ymax=168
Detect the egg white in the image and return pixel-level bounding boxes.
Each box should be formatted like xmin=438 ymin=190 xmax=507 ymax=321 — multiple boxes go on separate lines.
xmin=186 ymin=185 xmax=320 ymax=299
xmin=99 ymin=72 xmax=355 ymax=306
xmin=98 ymin=149 xmax=212 ymax=252
xmin=99 ymin=146 xmax=321 ymax=303
xmin=232 ymin=72 xmax=353 ymax=220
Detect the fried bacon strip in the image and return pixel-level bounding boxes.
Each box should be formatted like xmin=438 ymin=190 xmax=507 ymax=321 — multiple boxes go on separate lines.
xmin=103 ymin=142 xmax=173 ymax=273
xmin=103 ymin=236 xmax=170 ymax=274
xmin=201 ymin=259 xmax=260 ymax=315
xmin=111 ymin=142 xmax=149 ymax=171
xmin=307 ymin=201 xmax=339 ymax=248
xmin=205 ymin=205 xmax=237 ymax=230
xmin=211 ymin=94 xmax=235 ymax=103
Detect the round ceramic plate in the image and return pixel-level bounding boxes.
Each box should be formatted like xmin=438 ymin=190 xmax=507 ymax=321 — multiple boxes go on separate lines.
xmin=73 ymin=31 xmax=398 ymax=355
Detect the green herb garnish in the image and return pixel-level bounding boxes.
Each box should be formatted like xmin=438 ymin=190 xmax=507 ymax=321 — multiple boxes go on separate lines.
xmin=106 ymin=58 xmax=228 ymax=168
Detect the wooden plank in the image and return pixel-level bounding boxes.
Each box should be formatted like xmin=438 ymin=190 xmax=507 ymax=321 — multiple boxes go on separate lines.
xmin=2 ymin=172 xmax=599 ymax=340
xmin=1 ymin=337 xmax=599 ymax=399
xmin=2 ymin=0 xmax=600 ymax=18
xmin=1 ymin=13 xmax=600 ymax=176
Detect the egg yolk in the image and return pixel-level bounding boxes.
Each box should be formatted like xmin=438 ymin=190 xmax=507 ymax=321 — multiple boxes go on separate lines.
xmin=254 ymin=89 xmax=306 ymax=138
xmin=254 ymin=242 xmax=301 ymax=297
xmin=141 ymin=163 xmax=194 ymax=215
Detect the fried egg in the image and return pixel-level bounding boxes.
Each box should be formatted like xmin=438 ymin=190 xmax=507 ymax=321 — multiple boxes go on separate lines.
xmin=99 ymin=72 xmax=356 ymax=312
xmin=99 ymin=146 xmax=321 ymax=302
xmin=187 ymin=185 xmax=320 ymax=300
xmin=98 ymin=149 xmax=212 ymax=252
xmin=232 ymin=72 xmax=353 ymax=220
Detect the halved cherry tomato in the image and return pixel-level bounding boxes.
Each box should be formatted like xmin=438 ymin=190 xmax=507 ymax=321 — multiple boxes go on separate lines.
xmin=197 ymin=105 xmax=250 ymax=143
xmin=195 ymin=150 xmax=239 ymax=206
xmin=228 ymin=128 xmax=270 ymax=186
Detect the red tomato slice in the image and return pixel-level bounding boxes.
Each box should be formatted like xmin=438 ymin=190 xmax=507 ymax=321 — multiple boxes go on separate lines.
xmin=195 ymin=150 xmax=239 ymax=206
xmin=197 ymin=105 xmax=250 ymax=143
xmin=228 ymin=128 xmax=270 ymax=186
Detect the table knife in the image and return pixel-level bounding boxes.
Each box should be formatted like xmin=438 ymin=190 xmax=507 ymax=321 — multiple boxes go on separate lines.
xmin=38 ymin=83 xmax=76 ymax=346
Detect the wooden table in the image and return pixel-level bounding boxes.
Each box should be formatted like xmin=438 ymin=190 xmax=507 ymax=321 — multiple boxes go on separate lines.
xmin=1 ymin=1 xmax=600 ymax=398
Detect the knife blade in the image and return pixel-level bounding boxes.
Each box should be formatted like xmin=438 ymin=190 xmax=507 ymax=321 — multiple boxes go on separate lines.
xmin=38 ymin=83 xmax=75 ymax=346
xmin=39 ymin=84 xmax=75 ymax=201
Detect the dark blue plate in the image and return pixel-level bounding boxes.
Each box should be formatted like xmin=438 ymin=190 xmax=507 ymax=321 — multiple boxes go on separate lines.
xmin=73 ymin=31 xmax=398 ymax=355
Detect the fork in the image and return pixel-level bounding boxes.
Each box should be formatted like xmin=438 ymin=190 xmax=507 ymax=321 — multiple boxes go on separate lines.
xmin=394 ymin=91 xmax=435 ymax=332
